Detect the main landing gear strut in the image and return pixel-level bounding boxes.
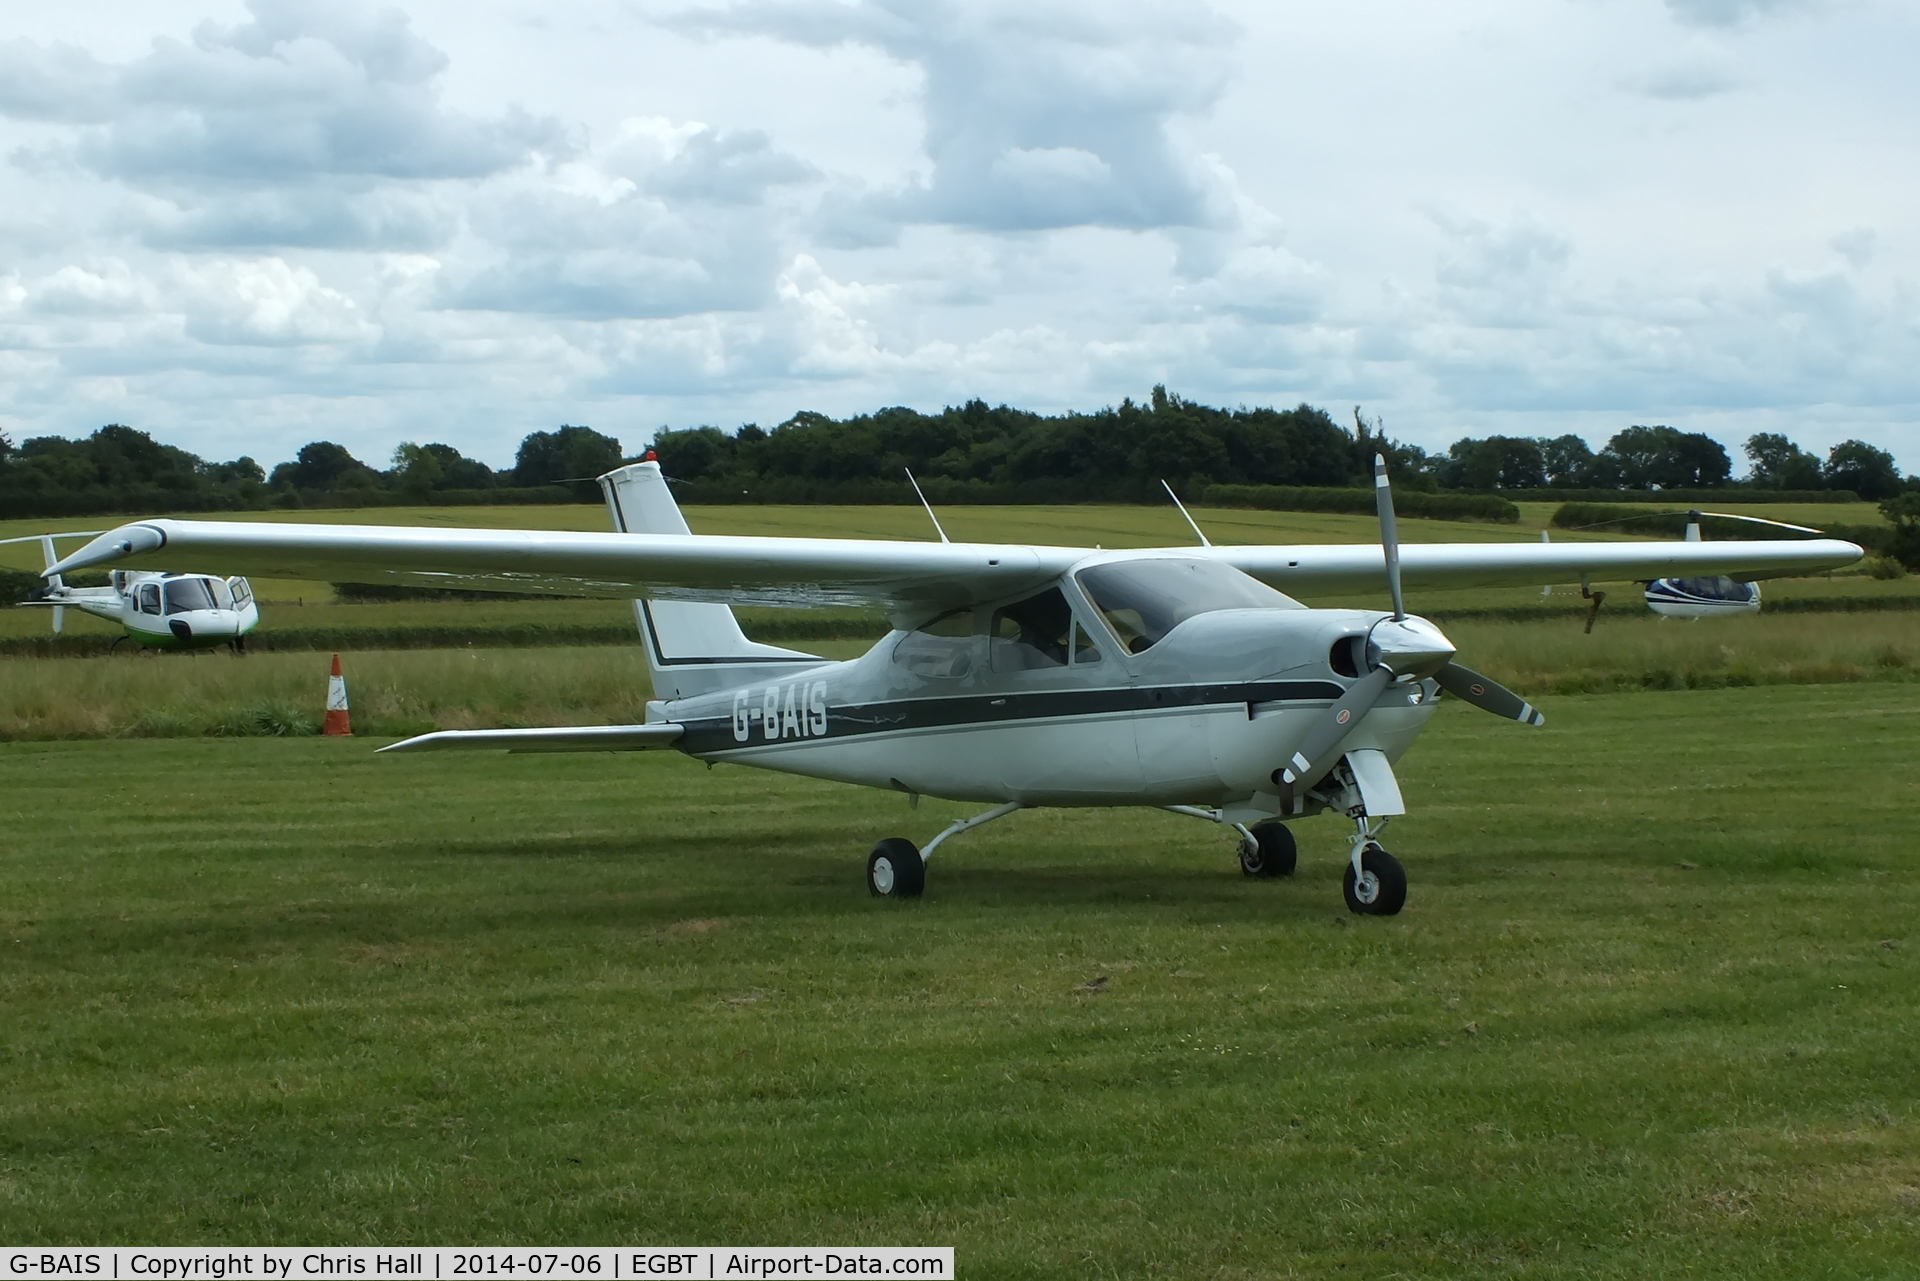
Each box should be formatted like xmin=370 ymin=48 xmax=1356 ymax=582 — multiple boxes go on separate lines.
xmin=867 ymin=802 xmax=1023 ymax=898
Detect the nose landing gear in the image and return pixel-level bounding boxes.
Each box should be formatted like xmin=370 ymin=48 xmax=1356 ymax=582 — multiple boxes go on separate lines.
xmin=1343 ymin=818 xmax=1406 ymax=915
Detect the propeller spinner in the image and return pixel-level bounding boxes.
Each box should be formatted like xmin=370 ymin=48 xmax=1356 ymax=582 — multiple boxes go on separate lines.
xmin=1277 ymin=455 xmax=1542 ymax=806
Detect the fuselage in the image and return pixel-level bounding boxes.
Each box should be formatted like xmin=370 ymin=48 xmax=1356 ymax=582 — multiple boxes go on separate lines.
xmin=1644 ymin=575 xmax=1761 ymax=618
xmin=31 ymin=571 xmax=260 ymax=649
xmin=658 ymin=553 xmax=1442 ymax=814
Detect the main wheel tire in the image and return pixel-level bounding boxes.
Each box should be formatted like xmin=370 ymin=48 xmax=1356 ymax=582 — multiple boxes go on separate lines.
xmin=867 ymin=837 xmax=925 ymax=899
xmin=1239 ymin=820 xmax=1298 ymax=878
xmin=1342 ymin=845 xmax=1407 ymax=916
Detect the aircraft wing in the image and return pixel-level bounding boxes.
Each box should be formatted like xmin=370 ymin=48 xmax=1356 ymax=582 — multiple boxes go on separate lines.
xmin=50 ymin=517 xmax=1862 ymax=617
xmin=48 ymin=519 xmax=1080 ymax=619
xmin=1208 ymin=537 xmax=1863 ymax=592
xmin=379 ymin=724 xmax=685 ymax=754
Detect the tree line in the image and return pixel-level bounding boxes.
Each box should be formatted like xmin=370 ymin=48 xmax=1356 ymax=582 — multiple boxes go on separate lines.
xmin=656 ymin=389 xmax=1909 ymax=503
xmin=1 ymin=387 xmax=1910 ymax=520
xmin=0 ymin=424 xmax=625 ymax=519
xmin=1435 ymin=427 xmax=1905 ymax=499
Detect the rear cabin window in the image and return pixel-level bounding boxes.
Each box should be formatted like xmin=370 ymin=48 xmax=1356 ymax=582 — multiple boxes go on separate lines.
xmin=1077 ymin=558 xmax=1298 ymax=654
xmin=163 ymin=578 xmax=219 ymax=614
xmin=892 ymin=609 xmax=975 ymax=680
xmin=990 ymin=588 xmax=1073 ymax=671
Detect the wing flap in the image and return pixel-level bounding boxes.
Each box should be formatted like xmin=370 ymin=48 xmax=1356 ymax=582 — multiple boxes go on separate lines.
xmin=378 ymin=724 xmax=686 ymax=754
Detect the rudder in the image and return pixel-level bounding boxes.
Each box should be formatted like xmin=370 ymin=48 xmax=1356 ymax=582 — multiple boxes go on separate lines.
xmin=599 ymin=460 xmax=825 ymax=700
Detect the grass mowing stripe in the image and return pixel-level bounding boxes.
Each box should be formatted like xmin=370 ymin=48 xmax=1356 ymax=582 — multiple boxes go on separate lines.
xmin=0 ymin=683 xmax=1915 ymax=1273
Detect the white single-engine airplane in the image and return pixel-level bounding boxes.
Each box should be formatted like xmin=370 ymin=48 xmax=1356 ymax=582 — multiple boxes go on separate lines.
xmin=4 ymin=533 xmax=258 ymax=651
xmin=48 ymin=459 xmax=1861 ymax=914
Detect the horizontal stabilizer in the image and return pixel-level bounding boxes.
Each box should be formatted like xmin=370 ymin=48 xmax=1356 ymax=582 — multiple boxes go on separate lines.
xmin=378 ymin=724 xmax=684 ymax=754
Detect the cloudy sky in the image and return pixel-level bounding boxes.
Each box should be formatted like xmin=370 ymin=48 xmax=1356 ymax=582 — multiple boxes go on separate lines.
xmin=2 ymin=0 xmax=1915 ymax=473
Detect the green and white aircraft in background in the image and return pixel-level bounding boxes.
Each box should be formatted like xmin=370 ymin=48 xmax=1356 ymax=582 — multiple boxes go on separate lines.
xmin=4 ymin=533 xmax=258 ymax=651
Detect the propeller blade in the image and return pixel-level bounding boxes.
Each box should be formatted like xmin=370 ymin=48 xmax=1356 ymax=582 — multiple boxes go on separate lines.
xmin=1373 ymin=454 xmax=1404 ymax=620
xmin=1276 ymin=666 xmax=1392 ymax=806
xmin=1434 ymin=663 xmax=1545 ymax=726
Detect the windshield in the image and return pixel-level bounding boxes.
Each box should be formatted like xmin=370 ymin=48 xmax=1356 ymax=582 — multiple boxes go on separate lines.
xmin=163 ymin=578 xmax=219 ymax=614
xmin=1668 ymin=576 xmax=1757 ymax=603
xmin=1077 ymin=558 xmax=1298 ymax=653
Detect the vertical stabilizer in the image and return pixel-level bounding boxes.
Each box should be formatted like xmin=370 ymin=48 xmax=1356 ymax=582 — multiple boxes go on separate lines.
xmin=599 ymin=461 xmax=824 ymax=699
xmin=40 ymin=535 xmax=66 ymax=634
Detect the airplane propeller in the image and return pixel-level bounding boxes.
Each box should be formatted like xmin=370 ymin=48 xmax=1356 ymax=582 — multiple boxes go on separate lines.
xmin=1277 ymin=455 xmax=1542 ymax=805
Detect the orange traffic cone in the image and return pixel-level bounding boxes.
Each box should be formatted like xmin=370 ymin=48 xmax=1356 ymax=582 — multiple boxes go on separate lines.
xmin=323 ymin=653 xmax=352 ymax=736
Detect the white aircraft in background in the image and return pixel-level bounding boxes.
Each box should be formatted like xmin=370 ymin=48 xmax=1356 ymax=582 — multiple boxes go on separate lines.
xmin=1638 ymin=511 xmax=1820 ymax=618
xmin=48 ymin=460 xmax=1860 ymax=914
xmin=1553 ymin=509 xmax=1831 ymax=620
xmin=4 ymin=533 xmax=258 ymax=651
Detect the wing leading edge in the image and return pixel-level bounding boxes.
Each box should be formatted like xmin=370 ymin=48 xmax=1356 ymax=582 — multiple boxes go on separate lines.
xmin=50 ymin=516 xmax=1862 ymax=616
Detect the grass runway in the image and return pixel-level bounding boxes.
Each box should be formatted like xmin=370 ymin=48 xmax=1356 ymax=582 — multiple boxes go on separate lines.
xmin=1 ymin=683 xmax=1916 ymax=1274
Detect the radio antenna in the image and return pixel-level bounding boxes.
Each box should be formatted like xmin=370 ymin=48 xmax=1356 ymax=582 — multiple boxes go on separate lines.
xmin=1161 ymin=479 xmax=1211 ymax=547
xmin=905 ymin=469 xmax=949 ymax=544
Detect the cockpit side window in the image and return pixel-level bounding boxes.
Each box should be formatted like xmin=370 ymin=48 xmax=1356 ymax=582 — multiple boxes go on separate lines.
xmin=1070 ymin=621 xmax=1103 ymax=665
xmin=990 ymin=588 xmax=1073 ymax=671
xmin=892 ymin=608 xmax=976 ymax=680
xmin=163 ymin=577 xmax=219 ymax=615
xmin=136 ymin=583 xmax=160 ymax=614
xmin=1077 ymin=558 xmax=1298 ymax=653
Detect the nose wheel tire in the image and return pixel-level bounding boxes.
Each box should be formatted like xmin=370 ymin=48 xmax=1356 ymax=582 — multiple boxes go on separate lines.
xmin=867 ymin=837 xmax=925 ymax=899
xmin=1343 ymin=845 xmax=1406 ymax=916
xmin=1239 ymin=820 xmax=1298 ymax=878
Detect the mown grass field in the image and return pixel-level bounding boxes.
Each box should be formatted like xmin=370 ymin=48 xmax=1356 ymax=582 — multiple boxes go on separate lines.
xmin=1 ymin=684 xmax=1915 ymax=1274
